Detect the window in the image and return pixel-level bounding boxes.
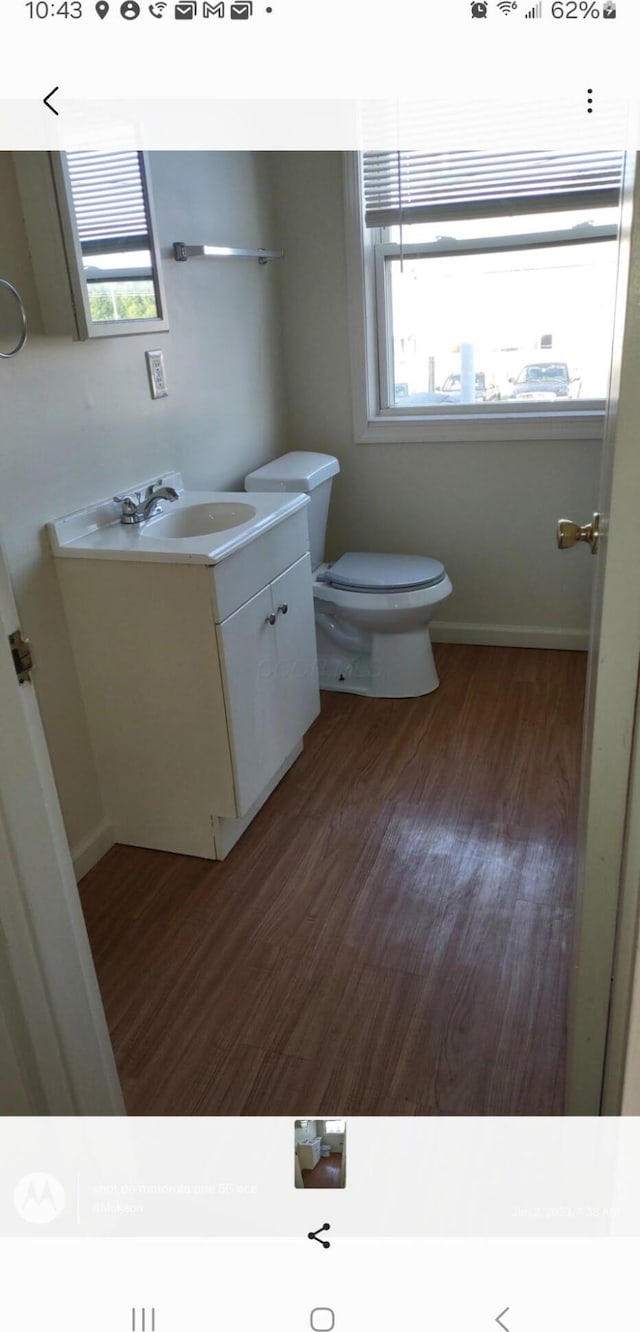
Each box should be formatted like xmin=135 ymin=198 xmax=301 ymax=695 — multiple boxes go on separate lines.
xmin=347 ymin=150 xmax=625 ymax=442
xmin=65 ymin=150 xmax=159 ymax=323
xmin=322 ymin=1120 xmax=345 ymax=1133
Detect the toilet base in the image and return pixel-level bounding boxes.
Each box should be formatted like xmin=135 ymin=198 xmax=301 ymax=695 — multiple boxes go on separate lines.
xmin=316 ymin=623 xmax=440 ymax=698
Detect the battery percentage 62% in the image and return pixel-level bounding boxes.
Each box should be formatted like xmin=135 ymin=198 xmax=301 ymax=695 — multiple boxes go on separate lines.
xmin=551 ymin=1 xmax=608 ymax=14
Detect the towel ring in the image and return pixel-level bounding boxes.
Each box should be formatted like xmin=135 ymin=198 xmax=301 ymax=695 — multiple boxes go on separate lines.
xmin=0 ymin=279 xmax=28 ymax=359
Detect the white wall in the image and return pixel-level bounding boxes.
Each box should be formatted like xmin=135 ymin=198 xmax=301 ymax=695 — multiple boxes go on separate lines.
xmin=294 ymin=1120 xmax=319 ymax=1143
xmin=270 ymin=152 xmax=602 ymax=647
xmin=0 ymin=151 xmax=287 ymax=869
xmin=319 ymin=1130 xmax=344 ymax=1152
xmin=316 ymin=1119 xmax=345 ymax=1149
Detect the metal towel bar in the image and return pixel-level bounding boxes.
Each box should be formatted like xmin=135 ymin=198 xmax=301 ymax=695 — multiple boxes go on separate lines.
xmin=173 ymin=242 xmax=283 ymax=264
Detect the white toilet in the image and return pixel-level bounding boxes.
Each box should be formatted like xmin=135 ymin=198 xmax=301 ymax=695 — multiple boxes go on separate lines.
xmin=244 ymin=451 xmax=452 ymax=698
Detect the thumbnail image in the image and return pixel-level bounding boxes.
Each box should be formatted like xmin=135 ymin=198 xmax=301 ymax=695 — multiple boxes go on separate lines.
xmin=294 ymin=1119 xmax=346 ymax=1189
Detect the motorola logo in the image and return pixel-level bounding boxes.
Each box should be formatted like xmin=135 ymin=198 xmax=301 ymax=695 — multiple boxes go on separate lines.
xmin=14 ymin=1173 xmax=65 ymax=1224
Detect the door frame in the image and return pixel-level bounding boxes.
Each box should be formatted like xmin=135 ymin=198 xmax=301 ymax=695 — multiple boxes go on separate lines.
xmin=565 ymin=148 xmax=640 ymax=1114
xmin=0 ymin=540 xmax=124 ymax=1115
xmin=606 ymin=681 xmax=640 ymax=1112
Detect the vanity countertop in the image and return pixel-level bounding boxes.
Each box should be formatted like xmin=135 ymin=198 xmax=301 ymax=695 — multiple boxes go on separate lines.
xmin=48 ymin=471 xmax=309 ymax=566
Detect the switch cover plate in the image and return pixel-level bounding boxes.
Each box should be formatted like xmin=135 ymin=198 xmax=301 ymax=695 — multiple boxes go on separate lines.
xmin=146 ymin=350 xmax=168 ymax=399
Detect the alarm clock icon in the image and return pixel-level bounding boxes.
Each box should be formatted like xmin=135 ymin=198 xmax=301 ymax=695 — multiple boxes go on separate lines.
xmin=471 ymin=0 xmax=488 ymax=13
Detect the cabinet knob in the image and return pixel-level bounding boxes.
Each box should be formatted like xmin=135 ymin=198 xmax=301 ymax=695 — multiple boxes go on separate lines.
xmin=277 ymin=603 xmax=289 ymax=615
xmin=265 ymin=612 xmax=277 ymax=625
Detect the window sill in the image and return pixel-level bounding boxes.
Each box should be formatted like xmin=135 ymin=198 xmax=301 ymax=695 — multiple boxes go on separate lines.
xmin=355 ymin=407 xmax=606 ymax=444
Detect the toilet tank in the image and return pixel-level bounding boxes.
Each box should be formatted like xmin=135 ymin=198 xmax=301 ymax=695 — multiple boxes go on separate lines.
xmin=245 ymin=452 xmax=340 ymax=571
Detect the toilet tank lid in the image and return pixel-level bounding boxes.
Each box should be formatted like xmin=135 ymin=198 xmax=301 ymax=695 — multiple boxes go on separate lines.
xmin=245 ymin=451 xmax=340 ymax=493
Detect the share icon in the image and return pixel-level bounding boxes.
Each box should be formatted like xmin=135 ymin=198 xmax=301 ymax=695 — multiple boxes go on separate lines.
xmin=308 ymin=1223 xmax=331 ymax=1248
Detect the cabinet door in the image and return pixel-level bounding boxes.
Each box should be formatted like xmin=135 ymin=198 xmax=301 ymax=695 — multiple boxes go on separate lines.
xmin=297 ymin=1144 xmax=313 ymax=1170
xmin=216 ymin=582 xmax=282 ymax=816
xmin=271 ymin=554 xmax=320 ymax=755
xmin=217 ymin=554 xmax=320 ymax=818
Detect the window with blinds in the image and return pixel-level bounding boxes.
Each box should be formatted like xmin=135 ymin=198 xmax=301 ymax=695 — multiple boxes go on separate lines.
xmin=64 ymin=150 xmax=159 ymax=324
xmin=357 ymin=150 xmax=623 ymax=415
xmin=66 ymin=151 xmax=151 ymax=254
xmin=362 ymin=151 xmax=624 ymax=228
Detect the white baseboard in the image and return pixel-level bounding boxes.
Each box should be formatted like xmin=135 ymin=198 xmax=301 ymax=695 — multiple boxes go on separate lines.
xmin=430 ymin=621 xmax=589 ymax=651
xmin=71 ymin=818 xmax=115 ymax=881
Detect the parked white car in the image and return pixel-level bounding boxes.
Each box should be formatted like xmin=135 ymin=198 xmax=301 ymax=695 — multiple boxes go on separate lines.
xmin=507 ymin=361 xmax=582 ymax=400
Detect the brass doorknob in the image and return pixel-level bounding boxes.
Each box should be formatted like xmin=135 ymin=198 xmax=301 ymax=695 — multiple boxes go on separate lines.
xmin=556 ymin=512 xmax=600 ymax=554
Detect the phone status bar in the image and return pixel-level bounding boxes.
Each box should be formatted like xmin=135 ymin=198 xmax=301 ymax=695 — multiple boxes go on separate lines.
xmin=24 ymin=1 xmax=270 ymax=19
xmin=470 ymin=0 xmax=616 ymax=16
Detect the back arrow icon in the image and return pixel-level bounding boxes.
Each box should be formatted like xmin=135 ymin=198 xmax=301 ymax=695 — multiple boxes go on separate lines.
xmin=43 ymin=87 xmax=59 ymax=116
xmin=496 ymin=1308 xmax=510 ymax=1331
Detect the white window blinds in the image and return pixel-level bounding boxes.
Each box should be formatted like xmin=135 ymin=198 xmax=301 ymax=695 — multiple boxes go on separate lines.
xmin=362 ymin=151 xmax=625 ymax=228
xmin=65 ymin=151 xmax=150 ymax=254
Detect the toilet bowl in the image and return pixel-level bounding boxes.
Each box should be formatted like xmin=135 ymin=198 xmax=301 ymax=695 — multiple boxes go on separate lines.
xmin=314 ymin=554 xmax=452 ymax=697
xmin=245 ymin=452 xmax=452 ymax=698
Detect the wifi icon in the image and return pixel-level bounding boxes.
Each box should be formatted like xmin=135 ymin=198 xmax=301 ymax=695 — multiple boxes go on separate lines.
xmin=148 ymin=0 xmax=167 ymax=12
xmin=497 ymin=0 xmax=517 ymax=11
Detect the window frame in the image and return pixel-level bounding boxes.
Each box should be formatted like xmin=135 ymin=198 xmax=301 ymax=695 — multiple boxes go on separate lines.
xmin=50 ymin=150 xmax=169 ymax=340
xmin=343 ymin=152 xmax=616 ymax=444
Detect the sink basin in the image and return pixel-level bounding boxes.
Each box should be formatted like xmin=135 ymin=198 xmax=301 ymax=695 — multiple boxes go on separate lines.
xmin=48 ymin=473 xmax=310 ymax=567
xmin=144 ymin=500 xmax=256 ymax=539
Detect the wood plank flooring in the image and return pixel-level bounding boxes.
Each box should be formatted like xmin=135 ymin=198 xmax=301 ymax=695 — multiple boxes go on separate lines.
xmin=301 ymin=1154 xmax=344 ymax=1189
xmin=79 ymin=644 xmax=586 ymax=1116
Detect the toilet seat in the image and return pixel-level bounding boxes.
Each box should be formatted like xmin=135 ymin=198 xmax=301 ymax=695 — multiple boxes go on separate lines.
xmin=318 ymin=551 xmax=446 ymax=594
xmin=313 ymin=566 xmax=452 ymax=616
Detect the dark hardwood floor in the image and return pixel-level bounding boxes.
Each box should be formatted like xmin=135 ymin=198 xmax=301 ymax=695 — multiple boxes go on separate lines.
xmin=79 ymin=644 xmax=586 ymax=1116
xmin=301 ymin=1154 xmax=344 ymax=1189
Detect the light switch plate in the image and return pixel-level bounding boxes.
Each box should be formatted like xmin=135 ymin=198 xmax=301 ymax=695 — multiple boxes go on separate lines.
xmin=146 ymin=350 xmax=168 ymax=399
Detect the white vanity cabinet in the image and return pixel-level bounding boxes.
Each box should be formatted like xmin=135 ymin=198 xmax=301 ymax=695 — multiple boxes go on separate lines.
xmin=54 ymin=504 xmax=319 ymax=861
xmin=297 ymin=1138 xmax=321 ymax=1170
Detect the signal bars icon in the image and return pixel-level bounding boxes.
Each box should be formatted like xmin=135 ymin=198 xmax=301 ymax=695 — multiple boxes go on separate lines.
xmin=525 ymin=0 xmax=542 ymax=13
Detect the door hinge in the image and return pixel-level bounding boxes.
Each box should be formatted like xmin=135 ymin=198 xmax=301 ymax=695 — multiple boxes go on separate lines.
xmin=9 ymin=629 xmax=34 ymax=684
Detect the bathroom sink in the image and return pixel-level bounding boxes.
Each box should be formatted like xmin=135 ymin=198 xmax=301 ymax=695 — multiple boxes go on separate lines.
xmin=144 ymin=500 xmax=256 ymax=539
xmin=48 ymin=472 xmax=310 ymax=566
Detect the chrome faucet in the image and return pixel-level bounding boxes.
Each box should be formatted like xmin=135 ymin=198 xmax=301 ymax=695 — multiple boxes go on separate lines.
xmin=114 ymin=482 xmax=179 ymax=525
